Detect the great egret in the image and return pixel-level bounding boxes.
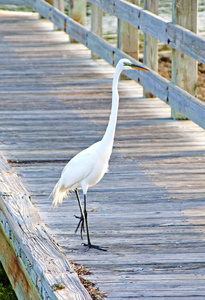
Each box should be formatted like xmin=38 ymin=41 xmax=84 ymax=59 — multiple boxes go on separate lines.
xmin=52 ymin=58 xmax=149 ymax=251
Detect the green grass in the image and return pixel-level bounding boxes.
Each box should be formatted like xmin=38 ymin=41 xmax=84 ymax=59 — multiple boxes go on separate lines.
xmin=0 ymin=262 xmax=17 ymax=300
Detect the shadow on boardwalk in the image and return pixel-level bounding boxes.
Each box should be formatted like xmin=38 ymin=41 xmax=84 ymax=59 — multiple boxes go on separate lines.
xmin=1 ymin=10 xmax=205 ymax=299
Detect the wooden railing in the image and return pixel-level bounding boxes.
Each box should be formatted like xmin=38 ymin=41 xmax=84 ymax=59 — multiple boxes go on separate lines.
xmin=1 ymin=0 xmax=205 ymax=127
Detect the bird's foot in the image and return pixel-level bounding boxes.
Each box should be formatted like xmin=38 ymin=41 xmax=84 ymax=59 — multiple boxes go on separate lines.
xmin=83 ymin=242 xmax=108 ymax=252
xmin=74 ymin=215 xmax=85 ymax=239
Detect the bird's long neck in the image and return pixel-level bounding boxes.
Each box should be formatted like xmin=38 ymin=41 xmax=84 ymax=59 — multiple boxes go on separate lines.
xmin=101 ymin=64 xmax=121 ymax=151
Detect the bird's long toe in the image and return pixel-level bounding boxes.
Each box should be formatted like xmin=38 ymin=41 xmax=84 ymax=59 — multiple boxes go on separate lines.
xmin=83 ymin=242 xmax=108 ymax=252
xmin=74 ymin=215 xmax=85 ymax=239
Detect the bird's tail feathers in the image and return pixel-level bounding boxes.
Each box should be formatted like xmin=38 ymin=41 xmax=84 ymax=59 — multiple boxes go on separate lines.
xmin=51 ymin=180 xmax=70 ymax=207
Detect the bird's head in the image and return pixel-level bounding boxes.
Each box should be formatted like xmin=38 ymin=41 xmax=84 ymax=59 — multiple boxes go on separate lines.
xmin=120 ymin=58 xmax=149 ymax=72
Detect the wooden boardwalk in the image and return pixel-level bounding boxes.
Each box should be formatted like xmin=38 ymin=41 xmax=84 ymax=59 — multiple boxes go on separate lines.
xmin=1 ymin=10 xmax=205 ymax=299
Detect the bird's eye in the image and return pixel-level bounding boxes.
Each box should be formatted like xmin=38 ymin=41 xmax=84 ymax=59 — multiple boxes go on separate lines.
xmin=123 ymin=62 xmax=131 ymax=67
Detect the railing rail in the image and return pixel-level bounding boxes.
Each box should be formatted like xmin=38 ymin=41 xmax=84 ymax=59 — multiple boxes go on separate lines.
xmin=1 ymin=0 xmax=204 ymax=63
xmin=0 ymin=0 xmax=205 ymax=128
xmin=89 ymin=0 xmax=205 ymax=65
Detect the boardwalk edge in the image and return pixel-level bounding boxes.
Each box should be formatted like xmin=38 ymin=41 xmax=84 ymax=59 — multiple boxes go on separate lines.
xmin=0 ymin=152 xmax=91 ymax=300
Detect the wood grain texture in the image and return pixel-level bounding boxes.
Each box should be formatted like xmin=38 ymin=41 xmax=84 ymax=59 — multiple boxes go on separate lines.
xmin=2 ymin=0 xmax=204 ymax=64
xmin=91 ymin=4 xmax=103 ymax=59
xmin=17 ymin=0 xmax=205 ymax=131
xmin=54 ymin=0 xmax=64 ymax=12
xmin=1 ymin=10 xmax=205 ymax=300
xmin=171 ymin=0 xmax=197 ymax=120
xmin=0 ymin=154 xmax=91 ymax=300
xmin=143 ymin=0 xmax=158 ymax=98
xmin=118 ymin=0 xmax=140 ymax=60
xmin=87 ymin=0 xmax=205 ymax=64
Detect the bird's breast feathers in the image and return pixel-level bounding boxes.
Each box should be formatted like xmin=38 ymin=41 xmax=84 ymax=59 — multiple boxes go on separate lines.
xmin=59 ymin=142 xmax=109 ymax=191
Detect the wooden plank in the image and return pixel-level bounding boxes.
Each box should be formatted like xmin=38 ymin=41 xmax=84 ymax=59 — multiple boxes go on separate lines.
xmin=0 ymin=11 xmax=205 ymax=299
xmin=0 ymin=152 xmax=91 ymax=300
xmin=54 ymin=0 xmax=64 ymax=12
xmin=53 ymin=0 xmax=64 ymax=30
xmin=143 ymin=0 xmax=158 ymax=98
xmin=171 ymin=0 xmax=198 ymax=120
xmin=20 ymin=0 xmax=205 ymax=132
xmin=167 ymin=22 xmax=204 ymax=64
xmin=91 ymin=4 xmax=103 ymax=59
xmin=118 ymin=0 xmax=140 ymax=60
xmin=87 ymin=0 xmax=205 ymax=64
xmin=69 ymin=0 xmax=86 ymax=43
xmin=1 ymin=0 xmax=205 ymax=64
xmin=0 ymin=223 xmax=41 ymax=300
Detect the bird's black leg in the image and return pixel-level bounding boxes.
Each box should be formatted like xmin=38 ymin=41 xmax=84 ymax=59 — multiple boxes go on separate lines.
xmin=83 ymin=194 xmax=107 ymax=252
xmin=74 ymin=189 xmax=85 ymax=239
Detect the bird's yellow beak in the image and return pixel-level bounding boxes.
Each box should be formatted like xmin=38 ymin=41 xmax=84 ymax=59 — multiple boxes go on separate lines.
xmin=124 ymin=62 xmax=149 ymax=72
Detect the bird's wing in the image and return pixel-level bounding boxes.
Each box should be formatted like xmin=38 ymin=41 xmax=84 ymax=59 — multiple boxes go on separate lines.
xmin=59 ymin=145 xmax=97 ymax=190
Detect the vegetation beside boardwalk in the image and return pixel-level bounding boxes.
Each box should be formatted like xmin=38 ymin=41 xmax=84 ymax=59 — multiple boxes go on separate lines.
xmin=0 ymin=258 xmax=106 ymax=300
xmin=158 ymin=55 xmax=205 ymax=102
xmin=0 ymin=262 xmax=17 ymax=300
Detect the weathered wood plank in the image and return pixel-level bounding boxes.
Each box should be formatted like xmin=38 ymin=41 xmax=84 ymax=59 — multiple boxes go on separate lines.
xmin=143 ymin=0 xmax=158 ymax=98
xmin=91 ymin=4 xmax=103 ymax=59
xmin=0 ymin=153 xmax=91 ymax=299
xmin=54 ymin=0 xmax=64 ymax=12
xmin=118 ymin=0 xmax=140 ymax=60
xmin=69 ymin=0 xmax=86 ymax=43
xmin=171 ymin=0 xmax=198 ymax=120
xmin=14 ymin=0 xmax=205 ymax=132
xmin=0 ymin=223 xmax=41 ymax=300
xmin=87 ymin=0 xmax=205 ymax=64
xmin=0 ymin=11 xmax=205 ymax=299
xmin=1 ymin=0 xmax=205 ymax=64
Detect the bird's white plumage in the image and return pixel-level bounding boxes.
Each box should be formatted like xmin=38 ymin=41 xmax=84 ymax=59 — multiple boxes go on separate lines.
xmin=52 ymin=140 xmax=110 ymax=206
xmin=52 ymin=58 xmax=148 ymax=208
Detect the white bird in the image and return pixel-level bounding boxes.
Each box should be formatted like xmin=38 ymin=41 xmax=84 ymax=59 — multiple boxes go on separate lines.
xmin=52 ymin=58 xmax=149 ymax=251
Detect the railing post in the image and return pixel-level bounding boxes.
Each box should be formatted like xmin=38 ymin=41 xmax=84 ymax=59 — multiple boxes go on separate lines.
xmin=52 ymin=0 xmax=64 ymax=31
xmin=143 ymin=0 xmax=158 ymax=98
xmin=53 ymin=0 xmax=64 ymax=12
xmin=91 ymin=5 xmax=103 ymax=59
xmin=171 ymin=0 xmax=198 ymax=120
xmin=69 ymin=0 xmax=86 ymax=43
xmin=118 ymin=0 xmax=140 ymax=61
